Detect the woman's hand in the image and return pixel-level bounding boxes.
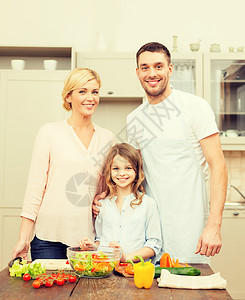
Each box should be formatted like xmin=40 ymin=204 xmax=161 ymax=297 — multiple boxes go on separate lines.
xmin=92 ymin=192 xmax=106 ymax=217
xmin=79 ymin=238 xmax=97 ymax=251
xmin=12 ymin=240 xmax=30 ymax=260
xmin=109 ymin=241 xmax=127 ymax=262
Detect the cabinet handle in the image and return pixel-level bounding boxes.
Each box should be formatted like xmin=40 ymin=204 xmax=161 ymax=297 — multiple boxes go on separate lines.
xmin=107 ymin=91 xmax=114 ymax=95
xmin=233 ymin=212 xmax=239 ymax=216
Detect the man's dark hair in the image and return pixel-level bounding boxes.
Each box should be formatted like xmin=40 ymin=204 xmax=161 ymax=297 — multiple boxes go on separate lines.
xmin=136 ymin=42 xmax=171 ymax=66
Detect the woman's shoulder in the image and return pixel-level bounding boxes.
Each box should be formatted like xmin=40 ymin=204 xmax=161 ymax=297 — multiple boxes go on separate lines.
xmin=39 ymin=120 xmax=66 ymax=132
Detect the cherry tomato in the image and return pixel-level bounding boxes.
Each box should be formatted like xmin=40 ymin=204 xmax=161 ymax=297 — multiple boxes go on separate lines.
xmin=45 ymin=280 xmax=53 ymax=287
xmin=68 ymin=275 xmax=77 ymax=283
xmin=57 ymin=278 xmax=65 ymax=286
xmin=33 ymin=280 xmax=41 ymax=289
xmin=23 ymin=273 xmax=31 ymax=281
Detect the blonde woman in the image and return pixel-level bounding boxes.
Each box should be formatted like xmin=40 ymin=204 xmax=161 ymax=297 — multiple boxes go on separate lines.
xmin=12 ymin=68 xmax=115 ymax=260
xmin=79 ymin=143 xmax=162 ymax=263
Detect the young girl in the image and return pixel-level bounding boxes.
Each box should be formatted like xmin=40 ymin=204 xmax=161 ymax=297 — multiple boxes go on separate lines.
xmin=79 ymin=143 xmax=162 ymax=263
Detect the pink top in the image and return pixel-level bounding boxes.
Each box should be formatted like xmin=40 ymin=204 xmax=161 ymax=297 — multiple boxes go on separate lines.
xmin=21 ymin=120 xmax=115 ymax=246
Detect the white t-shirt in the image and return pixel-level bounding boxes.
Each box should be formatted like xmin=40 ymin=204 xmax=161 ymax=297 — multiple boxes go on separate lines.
xmin=21 ymin=120 xmax=115 ymax=246
xmin=127 ymin=89 xmax=219 ymax=180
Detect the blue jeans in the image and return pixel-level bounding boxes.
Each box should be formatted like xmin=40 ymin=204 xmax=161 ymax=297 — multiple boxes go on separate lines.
xmin=30 ymin=236 xmax=69 ymax=260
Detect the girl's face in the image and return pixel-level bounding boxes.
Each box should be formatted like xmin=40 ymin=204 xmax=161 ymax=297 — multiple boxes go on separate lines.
xmin=66 ymin=79 xmax=100 ymax=117
xmin=111 ymin=154 xmax=136 ymax=190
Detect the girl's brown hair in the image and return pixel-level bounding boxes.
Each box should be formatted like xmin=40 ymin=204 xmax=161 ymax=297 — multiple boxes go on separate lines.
xmin=102 ymin=143 xmax=145 ymax=207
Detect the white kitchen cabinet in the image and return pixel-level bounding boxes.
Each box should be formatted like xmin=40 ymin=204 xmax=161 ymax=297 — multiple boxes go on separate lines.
xmin=204 ymin=53 xmax=245 ymax=150
xmin=76 ymin=52 xmax=144 ymax=98
xmin=211 ymin=209 xmax=245 ymax=299
xmin=0 ymin=208 xmax=22 ymax=270
xmin=0 ymin=46 xmax=76 ymax=70
xmin=171 ymin=52 xmax=203 ymax=97
xmin=0 ymin=70 xmax=69 ymax=208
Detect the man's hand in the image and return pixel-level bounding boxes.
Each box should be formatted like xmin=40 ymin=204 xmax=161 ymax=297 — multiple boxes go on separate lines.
xmin=92 ymin=191 xmax=106 ymax=217
xmin=195 ymin=224 xmax=222 ymax=257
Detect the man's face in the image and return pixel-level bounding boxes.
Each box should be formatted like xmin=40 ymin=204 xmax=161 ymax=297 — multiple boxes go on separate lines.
xmin=136 ymin=51 xmax=173 ymax=103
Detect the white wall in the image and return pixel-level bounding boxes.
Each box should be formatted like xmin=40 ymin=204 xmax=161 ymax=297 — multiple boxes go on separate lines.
xmin=1 ymin=0 xmax=245 ymax=53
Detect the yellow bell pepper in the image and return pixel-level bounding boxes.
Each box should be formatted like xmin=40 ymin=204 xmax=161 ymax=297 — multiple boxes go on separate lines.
xmin=128 ymin=256 xmax=155 ymax=289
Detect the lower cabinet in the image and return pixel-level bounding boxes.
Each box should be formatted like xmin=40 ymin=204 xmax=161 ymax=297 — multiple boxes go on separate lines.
xmin=0 ymin=208 xmax=22 ymax=270
xmin=211 ymin=209 xmax=245 ymax=300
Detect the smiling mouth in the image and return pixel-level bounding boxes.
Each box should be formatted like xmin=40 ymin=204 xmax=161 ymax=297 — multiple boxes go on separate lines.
xmin=117 ymin=177 xmax=129 ymax=181
xmin=146 ymin=79 xmax=161 ymax=87
xmin=82 ymin=104 xmax=95 ymax=108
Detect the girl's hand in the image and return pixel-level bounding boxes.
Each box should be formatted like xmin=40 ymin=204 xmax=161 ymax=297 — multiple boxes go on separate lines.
xmin=109 ymin=241 xmax=127 ymax=262
xmin=79 ymin=238 xmax=97 ymax=250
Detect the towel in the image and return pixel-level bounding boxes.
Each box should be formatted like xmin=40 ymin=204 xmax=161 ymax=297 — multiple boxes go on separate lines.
xmin=157 ymin=269 xmax=227 ymax=289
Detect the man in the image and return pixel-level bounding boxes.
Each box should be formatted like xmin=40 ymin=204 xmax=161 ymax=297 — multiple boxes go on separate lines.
xmin=126 ymin=42 xmax=227 ymax=263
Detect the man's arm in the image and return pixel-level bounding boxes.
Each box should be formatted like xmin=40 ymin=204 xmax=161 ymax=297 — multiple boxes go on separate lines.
xmin=196 ymin=133 xmax=228 ymax=257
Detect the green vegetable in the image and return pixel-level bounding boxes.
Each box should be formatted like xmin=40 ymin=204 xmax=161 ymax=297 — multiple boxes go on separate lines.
xmin=154 ymin=267 xmax=201 ymax=278
xmin=9 ymin=260 xmax=46 ymax=279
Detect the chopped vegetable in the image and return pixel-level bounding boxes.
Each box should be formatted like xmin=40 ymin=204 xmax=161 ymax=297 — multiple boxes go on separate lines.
xmin=125 ymin=264 xmax=134 ymax=275
xmin=9 ymin=260 xmax=46 ymax=279
xmin=160 ymin=253 xmax=190 ymax=268
xmin=70 ymin=251 xmax=117 ymax=277
xmin=128 ymin=256 xmax=155 ymax=289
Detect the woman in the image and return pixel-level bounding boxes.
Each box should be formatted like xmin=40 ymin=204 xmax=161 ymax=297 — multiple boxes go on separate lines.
xmin=12 ymin=68 xmax=115 ymax=260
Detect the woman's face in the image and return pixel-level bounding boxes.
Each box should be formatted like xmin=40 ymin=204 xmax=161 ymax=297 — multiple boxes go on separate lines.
xmin=66 ymin=79 xmax=100 ymax=117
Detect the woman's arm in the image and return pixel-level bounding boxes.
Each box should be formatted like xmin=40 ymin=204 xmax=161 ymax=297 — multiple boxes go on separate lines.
xmin=12 ymin=217 xmax=35 ymax=259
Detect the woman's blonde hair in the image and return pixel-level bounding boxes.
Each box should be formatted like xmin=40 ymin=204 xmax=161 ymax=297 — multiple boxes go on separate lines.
xmin=62 ymin=68 xmax=101 ymax=111
xmin=102 ymin=143 xmax=145 ymax=207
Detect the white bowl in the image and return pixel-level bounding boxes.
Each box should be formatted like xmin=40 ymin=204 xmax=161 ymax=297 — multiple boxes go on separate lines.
xmin=190 ymin=43 xmax=200 ymax=51
xmin=43 ymin=59 xmax=57 ymax=71
xmin=11 ymin=59 xmax=25 ymax=70
xmin=226 ymin=130 xmax=238 ymax=137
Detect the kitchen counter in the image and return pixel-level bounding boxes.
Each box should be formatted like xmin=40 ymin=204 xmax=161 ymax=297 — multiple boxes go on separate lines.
xmin=0 ymin=264 xmax=232 ymax=299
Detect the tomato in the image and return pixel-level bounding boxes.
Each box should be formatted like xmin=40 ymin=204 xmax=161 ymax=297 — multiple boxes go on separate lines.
xmin=68 ymin=275 xmax=77 ymax=283
xmin=33 ymin=280 xmax=41 ymax=289
xmin=45 ymin=280 xmax=53 ymax=287
xmin=23 ymin=273 xmax=31 ymax=281
xmin=57 ymin=278 xmax=65 ymax=286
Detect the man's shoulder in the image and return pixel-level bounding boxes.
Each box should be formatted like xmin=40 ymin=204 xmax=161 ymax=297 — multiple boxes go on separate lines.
xmin=175 ymin=89 xmax=207 ymax=104
xmin=127 ymin=101 xmax=147 ymax=121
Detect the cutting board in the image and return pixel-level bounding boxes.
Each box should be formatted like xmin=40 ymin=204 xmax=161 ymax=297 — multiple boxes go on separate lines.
xmin=32 ymin=259 xmax=72 ymax=270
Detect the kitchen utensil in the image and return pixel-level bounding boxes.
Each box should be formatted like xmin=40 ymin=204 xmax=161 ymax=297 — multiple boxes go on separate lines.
xmin=172 ymin=35 xmax=178 ymax=52
xmin=190 ymin=43 xmax=200 ymax=52
xmin=237 ymin=47 xmax=244 ymax=52
xmin=226 ymin=130 xmax=238 ymax=137
xmin=31 ymin=259 xmax=72 ymax=270
xmin=43 ymin=59 xmax=57 ymax=70
xmin=210 ymin=43 xmax=221 ymax=52
xmin=11 ymin=59 xmax=25 ymax=70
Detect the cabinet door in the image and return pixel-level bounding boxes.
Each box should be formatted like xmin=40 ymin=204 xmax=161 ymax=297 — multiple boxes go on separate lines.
xmin=77 ymin=52 xmax=143 ymax=98
xmin=0 ymin=71 xmax=69 ymax=207
xmin=0 ymin=208 xmax=22 ymax=270
xmin=204 ymin=53 xmax=245 ymax=150
xmin=171 ymin=52 xmax=203 ymax=97
xmin=211 ymin=210 xmax=245 ymax=299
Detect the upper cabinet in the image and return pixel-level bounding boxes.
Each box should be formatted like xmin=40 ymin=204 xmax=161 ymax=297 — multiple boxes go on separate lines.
xmin=0 ymin=46 xmax=76 ymax=70
xmin=76 ymin=52 xmax=144 ymax=98
xmin=171 ymin=52 xmax=203 ymax=97
xmin=204 ymin=53 xmax=245 ymax=150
